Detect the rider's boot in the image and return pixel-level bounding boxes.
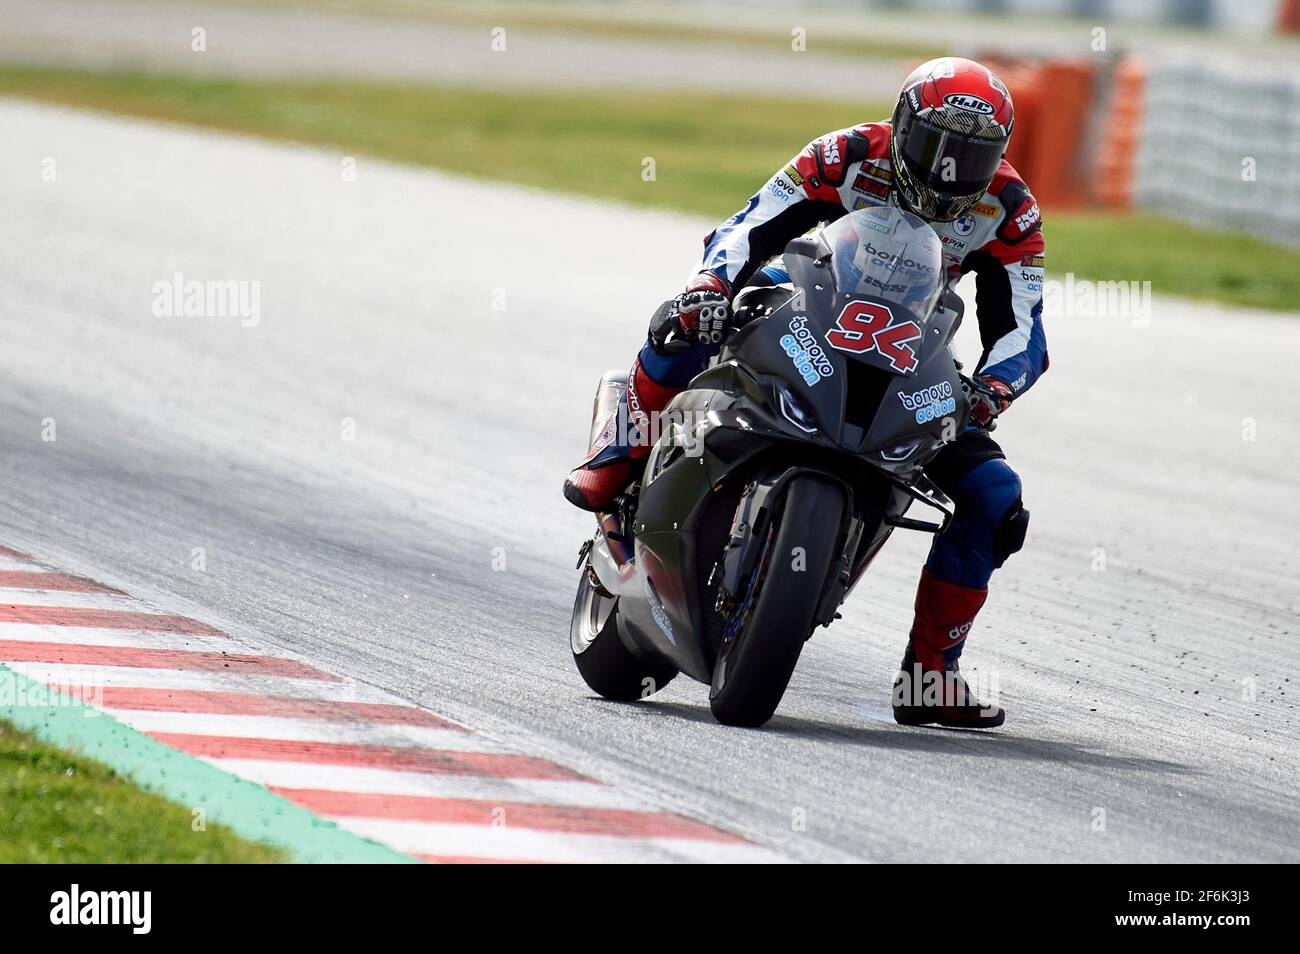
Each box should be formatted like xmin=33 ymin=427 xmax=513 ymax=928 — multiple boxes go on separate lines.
xmin=891 ymin=569 xmax=1005 ymax=728
xmin=563 ymin=357 xmax=683 ymax=512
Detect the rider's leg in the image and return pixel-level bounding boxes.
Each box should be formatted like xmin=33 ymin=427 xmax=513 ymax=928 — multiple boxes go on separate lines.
xmin=563 ymin=337 xmax=712 ymax=512
xmin=894 ymin=430 xmax=1029 ymax=725
xmin=909 ymin=454 xmax=1027 ymax=671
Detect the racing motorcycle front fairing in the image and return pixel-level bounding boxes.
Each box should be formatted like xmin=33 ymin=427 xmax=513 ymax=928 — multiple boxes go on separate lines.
xmin=618 ymin=207 xmax=971 ymax=681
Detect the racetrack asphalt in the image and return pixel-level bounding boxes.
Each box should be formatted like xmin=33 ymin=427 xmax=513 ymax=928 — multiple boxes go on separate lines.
xmin=3 ymin=100 xmax=1297 ymax=862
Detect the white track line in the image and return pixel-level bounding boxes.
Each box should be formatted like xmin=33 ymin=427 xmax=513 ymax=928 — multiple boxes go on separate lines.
xmin=0 ymin=623 xmax=238 ymax=650
xmin=0 ymin=557 xmax=40 ymax=571
xmin=333 ymin=818 xmax=782 ymax=864
xmin=2 ymin=662 xmax=400 ymax=704
xmin=206 ymin=758 xmax=644 ymax=809
xmin=105 ymin=709 xmax=494 ymax=751
xmin=0 ymin=589 xmax=150 ymax=611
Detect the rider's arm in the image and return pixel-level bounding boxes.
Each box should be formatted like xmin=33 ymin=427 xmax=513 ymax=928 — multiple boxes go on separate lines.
xmin=694 ymin=125 xmax=886 ymax=292
xmin=963 ymin=177 xmax=1048 ymax=400
xmin=749 ymin=260 xmax=791 ymax=286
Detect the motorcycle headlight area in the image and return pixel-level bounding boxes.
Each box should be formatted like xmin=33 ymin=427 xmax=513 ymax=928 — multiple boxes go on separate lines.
xmin=776 ymin=382 xmax=818 ymax=434
xmin=879 ymin=435 xmax=928 ymax=462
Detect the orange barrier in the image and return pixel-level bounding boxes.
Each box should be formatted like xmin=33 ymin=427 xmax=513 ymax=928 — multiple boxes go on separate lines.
xmin=970 ymin=56 xmax=1097 ymax=209
xmin=1093 ymin=57 xmax=1145 ymax=209
xmin=1279 ymin=0 xmax=1300 ymax=31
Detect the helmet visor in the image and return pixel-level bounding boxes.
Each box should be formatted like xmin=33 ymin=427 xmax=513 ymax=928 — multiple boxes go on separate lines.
xmin=897 ymin=114 xmax=1005 ymax=194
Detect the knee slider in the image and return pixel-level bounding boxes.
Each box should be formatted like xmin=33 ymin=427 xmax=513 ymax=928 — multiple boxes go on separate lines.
xmin=992 ymin=499 xmax=1029 ymax=568
xmin=959 ymin=459 xmax=1025 ymax=569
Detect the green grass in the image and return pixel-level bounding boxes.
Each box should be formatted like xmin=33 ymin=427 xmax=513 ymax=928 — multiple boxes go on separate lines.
xmin=1046 ymin=212 xmax=1299 ymax=311
xmin=2 ymin=65 xmax=1297 ymax=313
xmin=0 ymin=65 xmax=874 ymax=218
xmin=0 ymin=720 xmax=285 ymax=863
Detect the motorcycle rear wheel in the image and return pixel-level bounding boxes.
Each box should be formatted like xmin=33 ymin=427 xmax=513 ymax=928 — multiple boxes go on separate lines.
xmin=571 ymin=567 xmax=677 ymax=702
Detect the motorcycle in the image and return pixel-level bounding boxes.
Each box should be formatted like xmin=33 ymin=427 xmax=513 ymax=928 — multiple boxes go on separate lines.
xmin=570 ymin=205 xmax=981 ymax=727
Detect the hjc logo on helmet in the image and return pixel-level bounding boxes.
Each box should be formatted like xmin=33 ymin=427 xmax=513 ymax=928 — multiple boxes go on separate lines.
xmin=943 ymin=93 xmax=995 ymax=115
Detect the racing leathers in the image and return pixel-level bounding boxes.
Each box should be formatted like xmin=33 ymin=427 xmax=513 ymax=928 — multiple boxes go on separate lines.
xmin=565 ymin=120 xmax=1047 ymax=714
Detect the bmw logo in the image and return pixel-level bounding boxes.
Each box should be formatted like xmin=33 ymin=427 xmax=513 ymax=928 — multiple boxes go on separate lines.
xmin=954 ymin=213 xmax=976 ymax=236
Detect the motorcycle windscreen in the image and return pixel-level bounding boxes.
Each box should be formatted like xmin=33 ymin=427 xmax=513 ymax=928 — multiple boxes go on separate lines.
xmin=813 ymin=207 xmax=944 ymax=377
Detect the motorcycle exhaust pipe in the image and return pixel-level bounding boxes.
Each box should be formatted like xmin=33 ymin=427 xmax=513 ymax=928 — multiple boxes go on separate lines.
xmin=596 ymin=510 xmax=633 ymax=567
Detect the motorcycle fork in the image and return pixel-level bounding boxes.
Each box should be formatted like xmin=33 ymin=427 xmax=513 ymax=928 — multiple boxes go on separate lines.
xmin=712 ymin=467 xmax=859 ymax=633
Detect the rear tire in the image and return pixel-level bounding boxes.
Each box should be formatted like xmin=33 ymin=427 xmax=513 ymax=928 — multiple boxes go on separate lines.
xmin=571 ymin=568 xmax=677 ymax=702
xmin=709 ymin=477 xmax=844 ymax=727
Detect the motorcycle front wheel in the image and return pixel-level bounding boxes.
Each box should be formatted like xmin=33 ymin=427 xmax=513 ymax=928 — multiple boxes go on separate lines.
xmin=709 ymin=476 xmax=844 ymax=727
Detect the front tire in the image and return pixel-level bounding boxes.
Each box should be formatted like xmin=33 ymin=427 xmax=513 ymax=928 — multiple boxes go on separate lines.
xmin=571 ymin=568 xmax=677 ymax=702
xmin=710 ymin=477 xmax=844 ymax=727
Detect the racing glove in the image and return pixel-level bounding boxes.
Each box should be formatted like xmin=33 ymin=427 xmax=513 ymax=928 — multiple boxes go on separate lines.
xmin=649 ymin=272 xmax=734 ymax=354
xmin=964 ymin=376 xmax=1014 ymax=430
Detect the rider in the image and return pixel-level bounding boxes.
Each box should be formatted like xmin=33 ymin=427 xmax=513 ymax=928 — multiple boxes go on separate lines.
xmin=563 ymin=57 xmax=1046 ymax=729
